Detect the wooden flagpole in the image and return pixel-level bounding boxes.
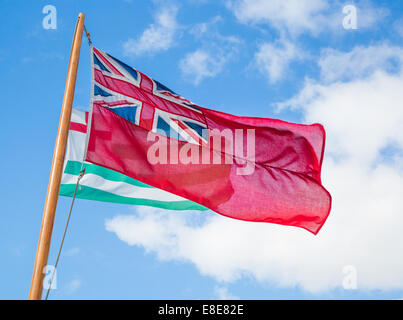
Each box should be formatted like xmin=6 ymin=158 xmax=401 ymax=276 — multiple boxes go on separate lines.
xmin=28 ymin=12 xmax=85 ymax=300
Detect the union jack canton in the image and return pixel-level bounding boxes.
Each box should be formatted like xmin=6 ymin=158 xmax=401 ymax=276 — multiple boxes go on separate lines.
xmin=91 ymin=47 xmax=208 ymax=146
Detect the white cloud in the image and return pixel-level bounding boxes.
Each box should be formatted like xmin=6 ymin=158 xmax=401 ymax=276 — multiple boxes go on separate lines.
xmin=179 ymin=31 xmax=241 ymax=85
xmin=106 ymin=44 xmax=403 ymax=294
xmin=123 ymin=6 xmax=178 ymax=56
xmin=179 ymin=50 xmax=226 ymax=85
xmin=254 ymin=39 xmax=303 ymax=83
xmin=189 ymin=16 xmax=223 ymax=37
xmin=394 ymin=18 xmax=403 ymax=38
xmin=64 ymin=247 xmax=80 ymax=257
xmin=227 ymin=0 xmax=387 ymax=36
xmin=65 ymin=279 xmax=81 ymax=295
xmin=354 ymin=2 xmax=389 ymax=29
xmin=227 ymin=0 xmax=328 ymax=35
xmin=214 ymin=286 xmax=240 ymax=300
xmin=318 ymin=45 xmax=403 ymax=83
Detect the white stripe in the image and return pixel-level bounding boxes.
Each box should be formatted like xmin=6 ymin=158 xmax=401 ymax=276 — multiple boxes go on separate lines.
xmin=62 ymin=173 xmax=187 ymax=202
xmin=65 ymin=130 xmax=86 ymax=162
xmin=71 ymin=108 xmax=86 ymax=125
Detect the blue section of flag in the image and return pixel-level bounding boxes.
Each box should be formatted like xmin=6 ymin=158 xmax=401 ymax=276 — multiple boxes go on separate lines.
xmin=107 ymin=53 xmax=138 ymax=81
xmin=107 ymin=106 xmax=138 ymax=124
xmin=182 ymin=101 xmax=201 ymax=112
xmin=156 ymin=116 xmax=172 ymax=136
xmin=154 ymin=79 xmax=177 ymax=95
xmin=93 ymin=54 xmax=110 ymax=72
xmin=156 ymin=117 xmax=186 ymax=141
xmin=94 ymin=85 xmax=112 ymax=97
xmin=183 ymin=120 xmax=206 ymax=140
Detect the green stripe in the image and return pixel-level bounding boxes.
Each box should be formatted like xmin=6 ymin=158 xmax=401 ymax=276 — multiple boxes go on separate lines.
xmin=60 ymin=184 xmax=208 ymax=211
xmin=64 ymin=160 xmax=153 ymax=188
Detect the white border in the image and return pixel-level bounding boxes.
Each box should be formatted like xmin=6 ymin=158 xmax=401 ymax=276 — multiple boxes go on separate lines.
xmin=83 ymin=44 xmax=95 ymax=162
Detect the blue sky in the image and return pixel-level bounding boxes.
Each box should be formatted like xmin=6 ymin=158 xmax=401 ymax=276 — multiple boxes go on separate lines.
xmin=1 ymin=0 xmax=403 ymax=299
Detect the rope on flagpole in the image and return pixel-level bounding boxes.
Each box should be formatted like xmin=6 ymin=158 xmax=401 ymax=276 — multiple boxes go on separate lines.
xmin=84 ymin=25 xmax=92 ymax=46
xmin=44 ymin=168 xmax=86 ymax=300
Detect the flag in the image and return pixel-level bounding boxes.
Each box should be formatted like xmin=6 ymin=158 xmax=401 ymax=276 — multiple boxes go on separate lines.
xmin=60 ymin=108 xmax=207 ymax=210
xmin=84 ymin=47 xmax=332 ymax=234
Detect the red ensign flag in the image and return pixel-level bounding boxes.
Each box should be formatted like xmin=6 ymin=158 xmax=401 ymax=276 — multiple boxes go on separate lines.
xmin=85 ymin=47 xmax=332 ymax=234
